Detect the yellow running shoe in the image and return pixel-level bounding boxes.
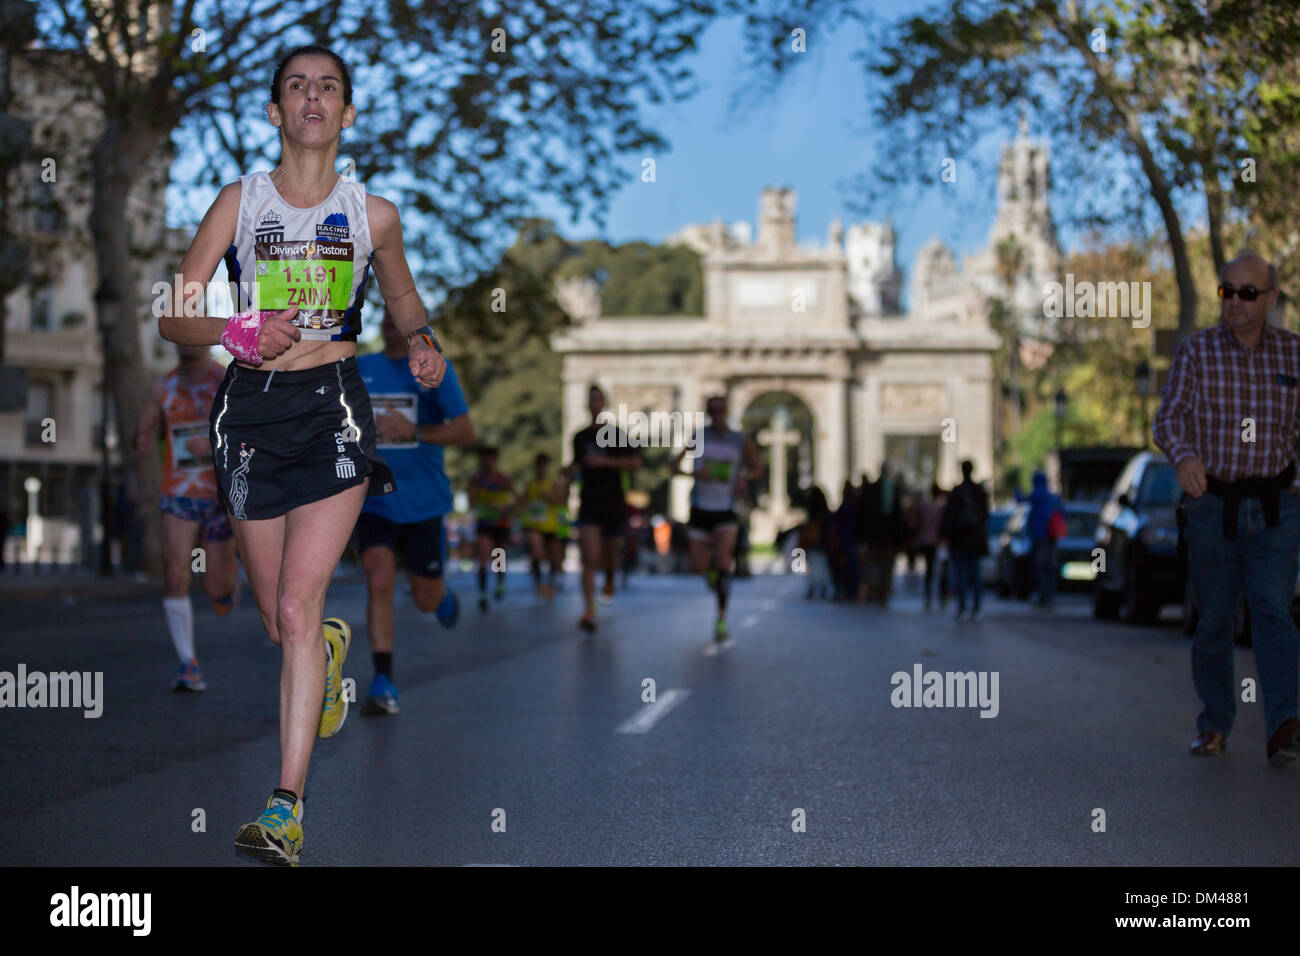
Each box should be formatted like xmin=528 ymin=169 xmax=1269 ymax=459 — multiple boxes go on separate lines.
xmin=234 ymin=790 xmax=303 ymax=866
xmin=317 ymin=617 xmax=351 ymax=739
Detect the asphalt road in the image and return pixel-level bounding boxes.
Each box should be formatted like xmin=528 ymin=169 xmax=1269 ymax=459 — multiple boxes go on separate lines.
xmin=2 ymin=567 xmax=1297 ymax=866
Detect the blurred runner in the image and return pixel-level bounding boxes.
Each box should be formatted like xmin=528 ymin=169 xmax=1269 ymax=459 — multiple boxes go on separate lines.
xmin=355 ymin=311 xmax=474 ymax=716
xmin=135 ymin=344 xmax=241 ymax=691
xmin=672 ymin=395 xmax=762 ymax=643
xmin=567 ymin=385 xmax=640 ymax=632
xmin=519 ymin=452 xmax=568 ymax=602
xmin=468 ymin=446 xmax=516 ymax=611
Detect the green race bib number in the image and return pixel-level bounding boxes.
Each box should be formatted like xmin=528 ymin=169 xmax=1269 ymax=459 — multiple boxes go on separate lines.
xmin=255 ymin=239 xmax=354 ymax=337
xmin=704 ymin=460 xmax=733 ymax=482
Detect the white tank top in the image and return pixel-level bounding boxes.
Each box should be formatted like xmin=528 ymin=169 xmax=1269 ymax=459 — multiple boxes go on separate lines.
xmin=224 ymin=171 xmax=374 ymax=342
xmin=691 ymin=428 xmax=746 ymax=511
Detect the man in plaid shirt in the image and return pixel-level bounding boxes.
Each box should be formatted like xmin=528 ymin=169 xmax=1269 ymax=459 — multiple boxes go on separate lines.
xmin=1154 ymin=250 xmax=1300 ymax=765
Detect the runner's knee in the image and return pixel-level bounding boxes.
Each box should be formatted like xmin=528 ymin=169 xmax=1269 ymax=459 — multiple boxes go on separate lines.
xmin=275 ymin=594 xmax=320 ymax=644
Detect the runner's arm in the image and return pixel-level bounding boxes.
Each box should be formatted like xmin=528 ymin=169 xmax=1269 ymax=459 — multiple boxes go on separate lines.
xmin=159 ymin=183 xmax=242 ymax=345
xmin=742 ymin=435 xmax=764 ymax=481
xmin=161 ymin=181 xmax=300 ymax=357
xmin=368 ymin=195 xmax=445 ymax=387
xmin=582 ymin=448 xmax=642 ymax=470
xmin=134 ymin=378 xmax=165 ymax=459
xmin=417 ymin=413 xmax=474 ymax=447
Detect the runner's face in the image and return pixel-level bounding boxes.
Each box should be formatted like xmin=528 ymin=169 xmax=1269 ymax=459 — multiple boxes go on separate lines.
xmin=707 ymin=401 xmax=726 ymax=428
xmin=589 ymin=390 xmax=605 ymax=417
xmin=271 ymin=54 xmax=355 ymax=148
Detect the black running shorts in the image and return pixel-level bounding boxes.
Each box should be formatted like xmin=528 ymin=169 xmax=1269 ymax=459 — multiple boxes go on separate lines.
xmin=356 ymin=512 xmax=445 ymax=579
xmin=209 ymin=357 xmax=396 ymax=521
xmin=687 ymin=506 xmax=739 ymax=538
xmin=576 ymin=497 xmax=626 ymax=539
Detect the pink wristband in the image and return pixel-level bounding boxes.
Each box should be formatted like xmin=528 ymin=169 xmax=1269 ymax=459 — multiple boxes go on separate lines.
xmin=220 ymin=309 xmax=274 ymax=366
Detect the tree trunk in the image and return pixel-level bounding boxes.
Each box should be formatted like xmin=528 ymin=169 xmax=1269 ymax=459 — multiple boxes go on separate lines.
xmin=1066 ymin=4 xmax=1199 ymax=353
xmin=1204 ymin=173 xmax=1226 ymax=277
xmin=89 ymin=116 xmax=164 ymax=577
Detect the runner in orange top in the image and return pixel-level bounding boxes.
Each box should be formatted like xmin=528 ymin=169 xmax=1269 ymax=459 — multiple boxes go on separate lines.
xmin=136 ymin=344 xmax=241 ymax=691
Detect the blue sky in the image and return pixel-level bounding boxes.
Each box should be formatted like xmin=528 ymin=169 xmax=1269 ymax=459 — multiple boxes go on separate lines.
xmin=525 ymin=11 xmax=1028 ymax=304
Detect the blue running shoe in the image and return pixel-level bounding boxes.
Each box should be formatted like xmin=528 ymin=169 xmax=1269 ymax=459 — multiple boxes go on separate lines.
xmin=172 ymin=658 xmax=207 ymax=692
xmin=361 ymin=673 xmax=399 ymax=716
xmin=435 ymin=589 xmax=460 ymax=629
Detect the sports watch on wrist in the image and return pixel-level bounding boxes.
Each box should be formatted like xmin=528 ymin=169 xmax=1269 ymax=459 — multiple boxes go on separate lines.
xmin=404 ymin=324 xmax=443 ymax=353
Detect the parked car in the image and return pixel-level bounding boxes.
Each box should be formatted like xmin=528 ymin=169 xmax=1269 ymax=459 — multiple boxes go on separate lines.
xmin=1056 ymin=503 xmax=1102 ymax=590
xmin=996 ymin=502 xmax=1101 ymax=598
xmin=1093 ymin=451 xmax=1183 ymax=622
xmin=981 ymin=507 xmax=1013 ymax=585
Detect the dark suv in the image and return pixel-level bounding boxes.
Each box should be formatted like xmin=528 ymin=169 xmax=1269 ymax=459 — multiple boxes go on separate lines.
xmin=1093 ymin=451 xmax=1183 ymax=622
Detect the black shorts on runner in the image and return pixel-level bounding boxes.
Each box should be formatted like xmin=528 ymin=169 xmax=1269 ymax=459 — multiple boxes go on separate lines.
xmin=687 ymin=506 xmax=739 ymax=538
xmin=356 ymin=513 xmax=445 ymax=579
xmin=476 ymin=523 xmax=511 ymax=548
xmin=577 ymin=498 xmax=626 ymax=539
xmin=209 ymin=356 xmax=395 ymax=521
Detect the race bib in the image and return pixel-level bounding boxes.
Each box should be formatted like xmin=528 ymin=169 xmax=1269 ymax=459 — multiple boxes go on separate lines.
xmin=370 ymin=392 xmax=418 ymax=450
xmin=169 ymin=422 xmax=213 ymax=469
xmin=255 ymin=239 xmax=354 ymax=339
xmin=703 ymin=459 xmax=733 ymax=482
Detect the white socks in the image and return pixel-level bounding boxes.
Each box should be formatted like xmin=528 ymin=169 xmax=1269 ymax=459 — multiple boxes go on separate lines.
xmin=163 ymin=596 xmax=195 ymax=663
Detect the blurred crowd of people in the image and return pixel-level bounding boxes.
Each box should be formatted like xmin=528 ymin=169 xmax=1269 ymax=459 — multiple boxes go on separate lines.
xmin=788 ymin=459 xmax=992 ymax=620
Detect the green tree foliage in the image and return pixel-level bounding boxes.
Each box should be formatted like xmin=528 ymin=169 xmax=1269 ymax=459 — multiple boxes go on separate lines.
xmin=735 ymin=0 xmax=1300 ymax=346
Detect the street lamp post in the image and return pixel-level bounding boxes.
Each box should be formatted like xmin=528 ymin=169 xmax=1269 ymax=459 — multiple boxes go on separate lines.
xmin=94 ymin=278 xmax=118 ymax=576
xmin=1135 ymin=359 xmax=1151 ymax=449
xmin=1053 ymin=388 xmax=1067 ymax=452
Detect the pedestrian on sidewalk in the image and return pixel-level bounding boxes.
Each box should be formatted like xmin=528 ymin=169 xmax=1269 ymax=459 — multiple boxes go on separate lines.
xmin=799 ymin=486 xmax=832 ymax=599
xmin=859 ymin=464 xmax=904 ymax=606
xmin=833 ymin=479 xmax=859 ymax=600
xmin=941 ymin=460 xmax=989 ymax=621
xmin=915 ymin=482 xmax=947 ymax=611
xmin=1016 ymin=470 xmax=1064 ymax=609
xmin=1154 ymin=248 xmax=1300 ymax=765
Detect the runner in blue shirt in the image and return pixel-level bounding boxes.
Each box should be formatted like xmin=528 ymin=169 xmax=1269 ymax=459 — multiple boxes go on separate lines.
xmin=355 ymin=311 xmax=474 ymax=715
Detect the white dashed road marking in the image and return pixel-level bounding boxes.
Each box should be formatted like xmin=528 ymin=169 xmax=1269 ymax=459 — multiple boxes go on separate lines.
xmin=616 ymin=689 xmax=690 ymax=734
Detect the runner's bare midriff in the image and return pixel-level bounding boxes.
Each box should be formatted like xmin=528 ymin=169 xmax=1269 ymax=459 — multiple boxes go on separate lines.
xmin=236 ymin=339 xmax=356 ymax=372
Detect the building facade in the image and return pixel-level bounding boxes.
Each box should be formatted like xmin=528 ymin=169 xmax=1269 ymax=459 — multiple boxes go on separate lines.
xmin=552 ymin=129 xmax=1059 ymax=542
xmin=1 ymin=53 xmax=184 ymax=565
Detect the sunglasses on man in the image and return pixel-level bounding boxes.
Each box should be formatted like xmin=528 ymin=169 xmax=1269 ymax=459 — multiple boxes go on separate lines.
xmin=1218 ymin=284 xmax=1275 ymax=302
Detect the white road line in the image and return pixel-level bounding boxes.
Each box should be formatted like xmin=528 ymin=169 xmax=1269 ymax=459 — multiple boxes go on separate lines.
xmin=740 ymin=613 xmax=760 ymax=628
xmin=615 ymin=689 xmax=690 ymax=734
